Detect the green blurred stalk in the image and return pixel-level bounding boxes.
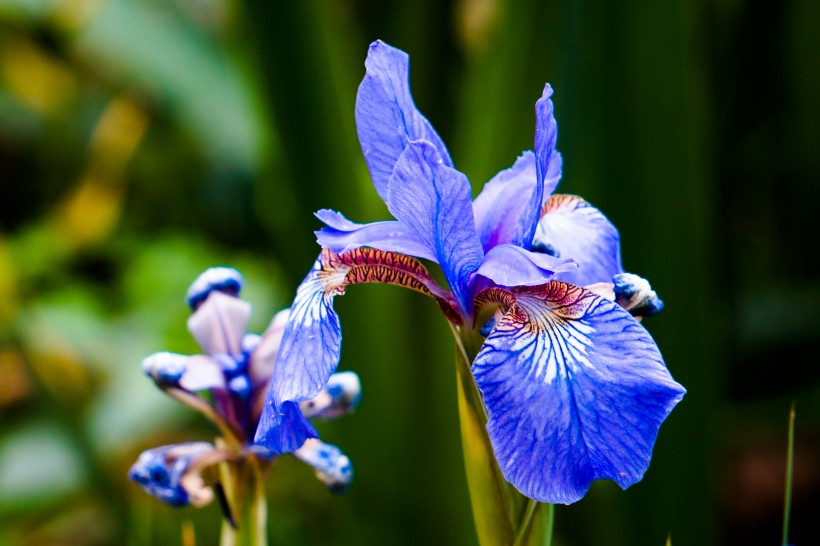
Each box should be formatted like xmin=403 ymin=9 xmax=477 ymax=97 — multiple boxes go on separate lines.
xmin=781 ymin=402 xmax=796 ymax=546
xmin=453 ymin=325 xmax=553 ymax=546
xmin=219 ymin=455 xmax=268 ymax=546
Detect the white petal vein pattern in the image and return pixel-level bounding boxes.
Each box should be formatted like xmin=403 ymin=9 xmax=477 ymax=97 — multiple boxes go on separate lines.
xmin=472 ymin=282 xmax=685 ymax=504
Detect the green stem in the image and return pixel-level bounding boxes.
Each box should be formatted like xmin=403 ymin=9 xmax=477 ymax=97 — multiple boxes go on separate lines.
xmin=782 ymin=402 xmax=796 ymax=546
xmin=219 ymin=455 xmax=268 ymax=546
xmin=452 ymin=324 xmax=555 ymax=546
xmin=512 ymin=499 xmax=538 ymax=546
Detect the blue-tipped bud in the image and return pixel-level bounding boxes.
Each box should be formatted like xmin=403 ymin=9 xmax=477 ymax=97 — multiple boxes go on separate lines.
xmin=186 ymin=267 xmax=245 ymax=310
xmin=300 ymin=371 xmax=361 ymax=420
xmin=228 ymin=374 xmax=252 ymax=401
xmin=241 ymin=333 xmax=262 ymax=354
xmin=213 ymin=353 xmax=248 ymax=378
xmin=613 ymin=273 xmax=664 ymax=317
xmin=128 ymin=443 xmax=215 ymax=507
xmin=294 ymin=439 xmax=354 ymax=493
xmin=142 ymin=352 xmax=187 ymax=386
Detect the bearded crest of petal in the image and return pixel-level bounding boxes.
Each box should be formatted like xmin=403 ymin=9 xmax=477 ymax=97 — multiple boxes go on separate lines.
xmin=472 ymin=282 xmax=685 ymax=504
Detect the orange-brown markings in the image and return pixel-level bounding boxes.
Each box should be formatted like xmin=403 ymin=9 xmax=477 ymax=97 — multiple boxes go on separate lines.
xmin=318 ymin=248 xmax=462 ymax=324
xmin=474 ymin=287 xmax=517 ymax=312
xmin=539 ymin=193 xmax=588 ymax=218
xmin=535 ymin=281 xmax=596 ymax=321
xmin=474 ymin=281 xmax=598 ymax=337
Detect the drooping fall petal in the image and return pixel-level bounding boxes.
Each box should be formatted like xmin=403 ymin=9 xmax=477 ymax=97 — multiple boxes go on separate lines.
xmin=255 ymin=248 xmax=457 ymax=453
xmin=472 ymin=282 xmax=685 ymax=503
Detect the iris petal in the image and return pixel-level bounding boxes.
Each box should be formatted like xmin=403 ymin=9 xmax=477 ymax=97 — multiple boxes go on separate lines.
xmin=142 ymin=352 xmax=226 ymax=391
xmin=187 ymin=291 xmax=251 ymax=356
xmin=255 ymin=254 xmax=342 ymax=453
xmin=256 ymin=248 xmax=458 ymax=453
xmin=472 ymin=152 xmax=537 ymax=252
xmin=472 ymin=281 xmax=685 ymax=504
xmin=315 ymin=209 xmax=437 ymax=262
xmin=476 ymin=244 xmax=578 ymax=287
xmin=387 ymin=141 xmax=484 ymax=315
xmin=355 ymin=40 xmax=452 ymax=205
xmin=514 ymin=84 xmax=558 ymax=249
xmin=533 ymin=194 xmax=623 ymax=287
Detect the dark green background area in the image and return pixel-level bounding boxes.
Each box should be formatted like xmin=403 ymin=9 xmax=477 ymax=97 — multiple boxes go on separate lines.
xmin=1 ymin=1 xmax=818 ymax=545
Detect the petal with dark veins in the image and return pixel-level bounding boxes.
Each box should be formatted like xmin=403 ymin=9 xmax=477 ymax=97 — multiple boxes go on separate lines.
xmin=472 ymin=281 xmax=685 ymax=504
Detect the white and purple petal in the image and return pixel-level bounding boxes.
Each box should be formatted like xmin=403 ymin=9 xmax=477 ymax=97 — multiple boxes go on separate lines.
xmin=355 ymin=40 xmax=452 ymax=204
xmin=472 ymin=282 xmax=685 ymax=504
xmin=315 ymin=209 xmax=437 ymax=262
xmin=475 ymin=244 xmax=578 ymax=287
xmin=142 ymin=352 xmax=226 ymax=391
xmin=533 ymin=194 xmax=623 ymax=287
xmin=187 ymin=291 xmax=251 ymax=357
xmin=387 ymin=141 xmax=484 ymax=315
xmin=255 ymin=255 xmax=342 ymax=453
xmin=256 ymin=247 xmax=460 ymax=452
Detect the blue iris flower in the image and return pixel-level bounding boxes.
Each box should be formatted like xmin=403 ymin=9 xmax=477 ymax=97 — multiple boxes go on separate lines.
xmin=255 ymin=40 xmax=685 ymax=504
xmin=130 ymin=268 xmax=361 ymax=506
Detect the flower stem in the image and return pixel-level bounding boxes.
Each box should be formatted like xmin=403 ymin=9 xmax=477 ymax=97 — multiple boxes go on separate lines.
xmin=782 ymin=401 xmax=796 ymax=546
xmin=219 ymin=455 xmax=268 ymax=546
xmin=452 ymin=325 xmax=554 ymax=546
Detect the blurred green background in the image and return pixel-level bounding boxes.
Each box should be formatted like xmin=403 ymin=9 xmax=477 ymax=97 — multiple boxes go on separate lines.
xmin=1 ymin=0 xmax=818 ymax=545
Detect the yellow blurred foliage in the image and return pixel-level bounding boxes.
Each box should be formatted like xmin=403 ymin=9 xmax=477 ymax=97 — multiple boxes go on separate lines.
xmin=0 ymin=35 xmax=77 ymax=113
xmin=26 ymin=337 xmax=91 ymax=403
xmin=56 ymin=97 xmax=150 ymax=248
xmin=0 ymin=348 xmax=32 ymax=408
xmin=0 ymin=234 xmax=19 ymax=327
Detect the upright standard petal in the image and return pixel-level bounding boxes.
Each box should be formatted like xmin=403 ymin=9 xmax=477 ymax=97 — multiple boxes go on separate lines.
xmin=355 ymin=40 xmax=452 ymax=204
xmin=315 ymin=209 xmax=437 ymax=262
xmin=387 ymin=141 xmax=484 ymax=316
xmin=513 ymin=84 xmax=558 ymax=249
xmin=533 ymin=194 xmax=623 ymax=287
xmin=187 ymin=291 xmax=251 ymax=356
xmin=472 ymin=282 xmax=685 ymax=504
xmin=472 ymin=152 xmax=538 ymax=252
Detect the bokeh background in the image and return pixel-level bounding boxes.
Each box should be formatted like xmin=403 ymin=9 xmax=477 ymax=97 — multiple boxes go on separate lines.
xmin=1 ymin=0 xmax=818 ymax=545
